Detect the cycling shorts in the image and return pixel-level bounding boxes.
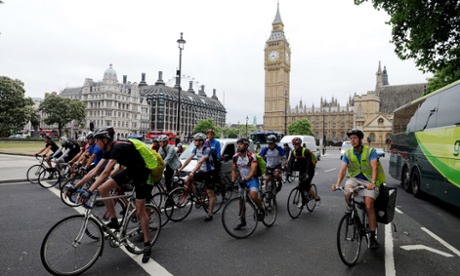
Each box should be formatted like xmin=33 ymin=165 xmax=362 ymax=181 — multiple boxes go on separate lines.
xmin=111 ymin=167 xmax=153 ymax=199
xmin=266 ymin=165 xmax=282 ymax=176
xmin=194 ymin=170 xmax=217 ymax=191
xmin=345 ymin=178 xmax=380 ymax=199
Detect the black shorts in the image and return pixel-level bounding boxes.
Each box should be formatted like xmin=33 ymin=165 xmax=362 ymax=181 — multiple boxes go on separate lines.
xmin=111 ymin=167 xmax=153 ymax=199
xmin=194 ymin=170 xmax=217 ymax=191
xmin=299 ymin=170 xmax=315 ymax=191
xmin=266 ymin=165 xmax=282 ymax=176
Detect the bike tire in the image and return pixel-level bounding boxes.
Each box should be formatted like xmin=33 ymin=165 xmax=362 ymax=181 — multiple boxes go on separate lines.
xmin=151 ymin=192 xmax=171 ymax=227
xmin=165 ymin=187 xmax=192 ymax=222
xmin=286 ymin=171 xmax=296 ymax=183
xmin=221 ymin=197 xmax=258 ymax=239
xmin=306 ymin=184 xmax=318 ymax=212
xmin=41 ymin=215 xmax=103 ymax=276
xmin=287 ymin=187 xmax=303 ymax=219
xmin=262 ymin=191 xmax=277 ymax=227
xmin=26 ymin=164 xmax=45 ymax=184
xmin=123 ymin=204 xmax=161 ymax=254
xmin=38 ymin=168 xmax=61 ymax=188
xmin=337 ymin=213 xmax=362 ymax=267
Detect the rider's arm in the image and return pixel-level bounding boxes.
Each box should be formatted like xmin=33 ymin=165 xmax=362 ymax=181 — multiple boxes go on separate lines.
xmin=36 ymin=146 xmax=46 ymax=155
xmin=56 ymin=148 xmax=71 ymax=162
xmin=245 ymin=160 xmax=258 ymax=181
xmin=333 ymin=162 xmax=348 ymax=190
xmin=74 ymin=158 xmax=107 ymax=189
xmin=88 ymin=159 xmax=118 ymax=192
xmin=177 ymin=153 xmax=194 ymax=172
xmin=42 ymin=145 xmax=53 ymax=155
xmin=231 ymin=161 xmax=238 ymax=182
xmin=369 ymin=157 xmax=379 ymax=189
xmin=190 ymin=155 xmax=207 ymax=174
xmin=163 ymin=147 xmax=175 ymax=165
xmin=51 ymin=147 xmax=63 ymax=158
xmin=287 ymin=151 xmax=294 ymax=173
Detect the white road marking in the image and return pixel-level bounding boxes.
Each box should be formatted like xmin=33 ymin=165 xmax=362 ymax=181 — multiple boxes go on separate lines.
xmin=324 ymin=168 xmax=336 ymax=173
xmin=385 ymin=223 xmax=396 ymax=276
xmin=421 ymin=227 xmax=460 ymax=258
xmin=400 ymin=245 xmax=454 ymax=257
xmin=48 ymin=187 xmax=172 ymax=275
xmin=395 ymin=207 xmax=403 ymax=214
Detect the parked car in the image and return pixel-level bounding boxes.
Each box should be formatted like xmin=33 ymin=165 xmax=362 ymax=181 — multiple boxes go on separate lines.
xmin=340 ymin=141 xmax=352 ymax=160
xmin=8 ymin=134 xmax=24 ymax=139
xmin=375 ymin=148 xmax=385 ymax=158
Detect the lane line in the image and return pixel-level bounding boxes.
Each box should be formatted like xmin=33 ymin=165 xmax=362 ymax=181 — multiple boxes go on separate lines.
xmin=421 ymin=227 xmax=460 ymax=258
xmin=324 ymin=168 xmax=336 ymax=173
xmin=395 ymin=207 xmax=403 ymax=214
xmin=400 ymin=245 xmax=454 ymax=257
xmin=385 ymin=223 xmax=396 ymax=276
xmin=48 ymin=187 xmax=172 ymax=275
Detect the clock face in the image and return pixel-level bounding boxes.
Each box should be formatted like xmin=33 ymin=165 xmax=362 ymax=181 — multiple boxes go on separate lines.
xmin=285 ymin=52 xmax=290 ymax=62
xmin=269 ymin=50 xmax=279 ymax=62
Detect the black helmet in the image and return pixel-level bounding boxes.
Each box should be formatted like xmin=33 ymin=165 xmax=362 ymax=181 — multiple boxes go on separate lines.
xmin=236 ymin=137 xmax=250 ymax=145
xmin=94 ymin=127 xmax=115 ymax=141
xmin=347 ymin=129 xmax=364 ymax=139
xmin=44 ymin=134 xmax=51 ymax=140
xmin=267 ymin=135 xmax=276 ymax=143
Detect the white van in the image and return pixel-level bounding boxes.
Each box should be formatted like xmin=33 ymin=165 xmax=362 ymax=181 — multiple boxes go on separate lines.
xmin=279 ymin=135 xmax=320 ymax=161
xmin=340 ymin=141 xmax=352 ymax=160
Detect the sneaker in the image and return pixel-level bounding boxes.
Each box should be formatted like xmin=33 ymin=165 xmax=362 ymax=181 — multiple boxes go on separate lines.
xmin=370 ymin=238 xmax=380 ymax=249
xmin=105 ymin=220 xmax=120 ymax=230
xmin=297 ymin=202 xmax=305 ymax=209
xmin=142 ymin=246 xmax=151 ymax=263
xmin=315 ymin=197 xmax=321 ymax=208
xmin=234 ymin=221 xmax=246 ymax=230
xmin=204 ymin=214 xmax=213 ymax=222
xmin=257 ymin=209 xmax=265 ymax=221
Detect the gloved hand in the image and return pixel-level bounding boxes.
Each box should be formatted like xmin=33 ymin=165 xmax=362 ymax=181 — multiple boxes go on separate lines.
xmin=79 ymin=190 xmax=93 ymax=202
xmin=238 ymin=178 xmax=247 ymax=188
xmin=66 ymin=184 xmax=77 ymax=195
xmin=35 ymin=153 xmax=39 ymax=157
xmin=300 ymin=174 xmax=309 ymax=181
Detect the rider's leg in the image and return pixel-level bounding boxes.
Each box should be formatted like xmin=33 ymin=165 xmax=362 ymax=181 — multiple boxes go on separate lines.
xmin=98 ymin=179 xmax=119 ymax=220
xmin=365 ymin=196 xmax=377 ymax=232
xmin=164 ymin=165 xmax=174 ymax=193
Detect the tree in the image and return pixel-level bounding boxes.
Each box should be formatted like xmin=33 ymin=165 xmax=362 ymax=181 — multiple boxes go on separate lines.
xmin=287 ymin=119 xmax=314 ymax=136
xmin=355 ymin=0 xmax=460 ymax=91
xmin=0 ymin=76 xmax=35 ymax=135
xmin=39 ymin=95 xmax=86 ymax=137
xmin=192 ymin=119 xmax=221 ymax=137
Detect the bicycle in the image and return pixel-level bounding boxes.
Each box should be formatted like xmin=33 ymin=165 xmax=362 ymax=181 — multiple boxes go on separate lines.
xmin=165 ymin=177 xmax=225 ymax=222
xmin=26 ymin=155 xmax=48 ymax=183
xmin=40 ymin=187 xmax=161 ymax=276
xmin=37 ymin=161 xmax=70 ymax=188
xmin=334 ymin=185 xmax=377 ymax=266
xmin=215 ymin=172 xmax=238 ymax=202
xmin=287 ymin=182 xmax=318 ymax=219
xmin=285 ymin=170 xmax=298 ymax=184
xmin=221 ymin=182 xmax=277 ymax=239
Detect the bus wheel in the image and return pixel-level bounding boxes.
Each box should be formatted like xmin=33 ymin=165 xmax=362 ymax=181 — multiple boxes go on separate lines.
xmin=402 ymin=166 xmax=412 ymax=193
xmin=411 ymin=169 xmax=422 ymax=198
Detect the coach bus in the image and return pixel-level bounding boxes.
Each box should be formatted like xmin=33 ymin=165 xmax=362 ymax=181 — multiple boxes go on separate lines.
xmin=389 ymin=79 xmax=460 ymax=208
xmin=250 ymin=131 xmax=283 ymax=145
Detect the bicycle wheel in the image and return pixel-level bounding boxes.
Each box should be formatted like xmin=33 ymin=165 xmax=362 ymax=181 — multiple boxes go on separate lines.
xmin=306 ymin=184 xmax=318 ymax=212
xmin=38 ymin=168 xmax=61 ymax=188
xmin=262 ymin=191 xmax=277 ymax=227
xmin=337 ymin=213 xmax=362 ymax=266
xmin=286 ymin=171 xmax=296 ymax=183
xmin=204 ymin=188 xmax=225 ymax=214
xmin=123 ymin=204 xmax=161 ymax=254
xmin=60 ymin=179 xmax=83 ymax=207
xmin=165 ymin=187 xmax=192 ymax=222
xmin=41 ymin=215 xmax=103 ymax=275
xmin=221 ymin=197 xmax=258 ymax=239
xmin=220 ymin=175 xmax=236 ymax=201
xmin=26 ymin=164 xmax=45 ymax=184
xmin=151 ymin=192 xmax=170 ymax=227
xmin=287 ymin=187 xmax=303 ymax=219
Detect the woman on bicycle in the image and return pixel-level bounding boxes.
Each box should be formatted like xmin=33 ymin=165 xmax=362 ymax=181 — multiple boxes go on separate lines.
xmin=158 ymin=134 xmax=181 ymax=193
xmin=287 ymin=137 xmax=320 ymax=208
xmin=231 ymin=137 xmax=264 ymax=229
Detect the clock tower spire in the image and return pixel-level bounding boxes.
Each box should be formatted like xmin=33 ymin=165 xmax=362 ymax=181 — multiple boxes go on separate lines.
xmin=263 ymin=2 xmax=291 ymax=134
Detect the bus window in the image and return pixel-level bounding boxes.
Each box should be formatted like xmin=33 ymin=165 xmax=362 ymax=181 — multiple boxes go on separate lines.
xmin=435 ymin=84 xmax=460 ymax=128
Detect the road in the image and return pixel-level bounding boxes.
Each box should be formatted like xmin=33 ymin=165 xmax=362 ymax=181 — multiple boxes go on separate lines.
xmin=0 ymin=152 xmax=459 ymax=275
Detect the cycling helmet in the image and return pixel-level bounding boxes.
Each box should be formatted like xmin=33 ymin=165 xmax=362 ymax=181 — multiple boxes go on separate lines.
xmin=347 ymin=129 xmax=364 ymax=139
xmin=86 ymin=132 xmax=94 ymax=139
xmin=94 ymin=127 xmax=115 ymax=140
xmin=267 ymin=135 xmax=276 ymax=143
xmin=193 ymin=133 xmax=206 ymax=141
xmin=206 ymin=129 xmax=215 ymax=135
xmin=236 ymin=137 xmax=250 ymax=145
xmin=177 ymin=143 xmax=183 ymax=147
xmin=77 ymin=137 xmax=87 ymax=143
xmin=292 ymin=137 xmax=302 ymax=145
xmin=158 ymin=135 xmax=169 ymax=142
xmin=59 ymin=136 xmax=68 ymax=144
xmin=127 ymin=133 xmax=144 ymax=141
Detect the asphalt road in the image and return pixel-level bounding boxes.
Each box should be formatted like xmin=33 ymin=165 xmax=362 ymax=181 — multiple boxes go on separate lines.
xmin=1 ymin=151 xmax=459 ymax=276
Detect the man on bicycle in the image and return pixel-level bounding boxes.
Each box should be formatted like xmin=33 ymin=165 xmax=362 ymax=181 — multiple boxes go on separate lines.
xmin=206 ymin=129 xmax=221 ymax=160
xmin=288 ymin=137 xmax=320 ymax=208
xmin=35 ymin=134 xmax=60 ymax=161
xmin=75 ymin=127 xmax=157 ymax=263
xmin=259 ymin=135 xmax=285 ymax=194
xmin=47 ymin=137 xmax=80 ymax=175
xmin=176 ymin=133 xmax=217 ymax=222
xmin=158 ymin=134 xmax=181 ymax=193
xmin=331 ymin=129 xmax=385 ymax=249
xmin=231 ymin=137 xmax=264 ymax=229
xmin=82 ymin=132 xmax=105 ymax=171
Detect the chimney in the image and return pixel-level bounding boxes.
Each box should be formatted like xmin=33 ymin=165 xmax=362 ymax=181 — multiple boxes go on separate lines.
xmin=138 ymin=72 xmax=147 ymax=87
xmin=187 ymin=81 xmax=195 ymax=93
xmin=199 ymin=85 xmax=207 ymax=97
xmin=211 ymin=88 xmax=218 ymax=99
xmin=155 ymin=71 xmax=165 ymax=85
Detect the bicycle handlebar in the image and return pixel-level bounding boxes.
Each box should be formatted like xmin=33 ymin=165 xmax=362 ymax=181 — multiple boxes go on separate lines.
xmin=334 ymin=185 xmax=367 ymax=194
xmin=73 ymin=189 xmax=94 ymax=209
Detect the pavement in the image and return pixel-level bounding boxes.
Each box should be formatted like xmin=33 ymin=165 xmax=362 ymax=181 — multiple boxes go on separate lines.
xmin=0 ymin=153 xmax=38 ymax=183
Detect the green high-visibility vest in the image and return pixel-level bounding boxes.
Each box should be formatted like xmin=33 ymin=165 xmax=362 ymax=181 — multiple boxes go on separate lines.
xmin=345 ymin=145 xmax=386 ymax=186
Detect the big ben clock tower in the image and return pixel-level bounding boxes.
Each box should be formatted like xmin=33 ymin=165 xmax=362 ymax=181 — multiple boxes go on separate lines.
xmin=263 ymin=3 xmax=291 ymax=134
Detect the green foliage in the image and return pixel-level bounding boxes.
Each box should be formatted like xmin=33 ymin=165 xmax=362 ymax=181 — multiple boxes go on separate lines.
xmin=0 ymin=76 xmax=35 ymax=133
xmin=193 ymin=119 xmax=221 ymax=137
xmin=39 ymin=95 xmax=86 ymax=137
xmin=287 ymin=119 xmax=314 ymax=136
xmin=426 ymin=65 xmax=460 ymax=94
xmin=223 ymin=127 xmax=239 ymax=138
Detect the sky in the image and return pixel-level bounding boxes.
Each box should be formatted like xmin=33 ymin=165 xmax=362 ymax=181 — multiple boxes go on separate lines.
xmin=0 ymin=0 xmax=430 ymax=125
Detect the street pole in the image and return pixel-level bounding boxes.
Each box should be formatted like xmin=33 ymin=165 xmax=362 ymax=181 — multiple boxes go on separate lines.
xmin=176 ymin=32 xmax=186 ymax=144
xmin=284 ymin=91 xmax=288 ymax=135
xmin=246 ymin=116 xmax=249 ymax=137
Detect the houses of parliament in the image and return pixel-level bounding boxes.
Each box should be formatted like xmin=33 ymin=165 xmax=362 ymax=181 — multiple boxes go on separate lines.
xmin=263 ymin=4 xmax=426 ymax=148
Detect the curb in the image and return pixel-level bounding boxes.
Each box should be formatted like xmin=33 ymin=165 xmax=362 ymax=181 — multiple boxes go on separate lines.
xmin=0 ymin=178 xmax=29 ymax=184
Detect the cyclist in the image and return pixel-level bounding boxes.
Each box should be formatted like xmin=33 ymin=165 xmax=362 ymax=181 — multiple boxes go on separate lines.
xmin=231 ymin=137 xmax=264 ymax=230
xmin=158 ymin=135 xmax=181 ymax=193
xmin=176 ymin=143 xmax=184 ymax=156
xmin=331 ymin=129 xmax=385 ymax=249
xmin=176 ymin=133 xmax=217 ymax=222
xmin=68 ymin=137 xmax=87 ymax=165
xmin=259 ymin=135 xmax=285 ymax=194
xmin=288 ymin=137 xmax=320 ymax=208
xmin=35 ymin=134 xmax=59 ymax=161
xmin=283 ymin=143 xmax=291 ymax=158
xmin=206 ymin=129 xmax=221 ymax=160
xmin=255 ymin=141 xmax=262 ymax=154
xmin=47 ymin=137 xmax=80 ymax=171
xmin=82 ymin=132 xmax=104 ymax=171
xmin=76 ymin=127 xmax=157 ymax=263
xmin=151 ymin=137 xmax=160 ymax=152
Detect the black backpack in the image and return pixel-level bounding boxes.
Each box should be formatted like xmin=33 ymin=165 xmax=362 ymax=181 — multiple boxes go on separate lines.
xmin=374 ymin=184 xmax=397 ymax=224
xmin=205 ymin=141 xmax=221 ymax=172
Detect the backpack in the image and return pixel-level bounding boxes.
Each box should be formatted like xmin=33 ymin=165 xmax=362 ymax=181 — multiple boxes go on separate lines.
xmin=128 ymin=138 xmax=164 ymax=185
xmin=255 ymin=153 xmax=266 ymax=177
xmin=204 ymin=142 xmax=221 ymax=172
xmin=374 ymin=184 xmax=397 ymax=224
xmin=294 ymin=147 xmax=317 ymax=166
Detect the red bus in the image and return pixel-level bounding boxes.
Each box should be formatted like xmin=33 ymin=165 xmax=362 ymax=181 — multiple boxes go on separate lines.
xmin=40 ymin=129 xmax=58 ymax=138
xmin=146 ymin=131 xmax=176 ymax=145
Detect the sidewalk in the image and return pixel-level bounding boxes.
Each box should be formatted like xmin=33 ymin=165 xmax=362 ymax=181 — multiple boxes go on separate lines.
xmin=0 ymin=154 xmax=37 ymax=183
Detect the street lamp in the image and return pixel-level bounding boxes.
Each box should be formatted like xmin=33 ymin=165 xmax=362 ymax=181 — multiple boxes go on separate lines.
xmin=245 ymin=116 xmax=249 ymax=137
xmin=284 ymin=91 xmax=288 ymax=135
xmin=176 ymin=32 xmax=186 ymax=142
